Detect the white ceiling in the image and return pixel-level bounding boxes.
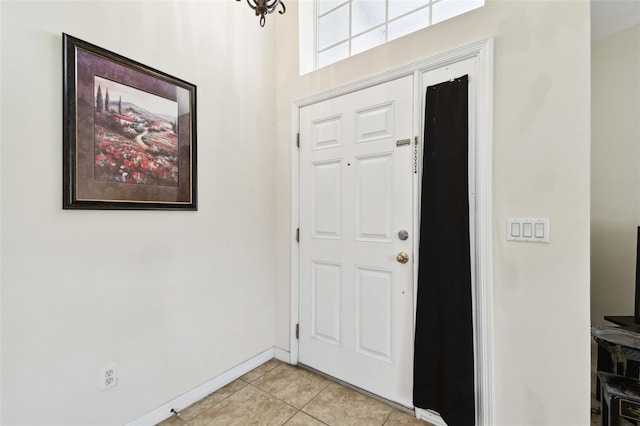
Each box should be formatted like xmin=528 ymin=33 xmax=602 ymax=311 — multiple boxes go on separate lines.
xmin=591 ymin=0 xmax=640 ymax=42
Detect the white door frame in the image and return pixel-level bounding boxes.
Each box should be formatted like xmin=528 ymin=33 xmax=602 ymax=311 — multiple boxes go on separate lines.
xmin=290 ymin=38 xmax=494 ymax=425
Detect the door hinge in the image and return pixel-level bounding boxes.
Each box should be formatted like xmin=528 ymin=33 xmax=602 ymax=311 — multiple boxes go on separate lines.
xmin=296 ymin=228 xmax=299 ymax=242
xmin=414 ymin=136 xmax=418 ymax=174
xmin=295 ymin=323 xmax=299 ymax=339
xmin=296 ymin=133 xmax=300 ymax=148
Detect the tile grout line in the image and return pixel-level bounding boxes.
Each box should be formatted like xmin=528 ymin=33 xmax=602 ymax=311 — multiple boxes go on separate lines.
xmin=186 ymin=378 xmax=250 ymax=424
xmin=299 ymin=380 xmax=401 ymax=426
xmin=381 ymin=407 xmax=393 ymax=425
xmin=300 ymin=410 xmax=330 ymax=425
xmin=248 ymin=366 xmax=333 ymax=425
xmin=167 ymin=359 xmax=415 ymax=426
xmin=297 ymin=381 xmax=332 ymax=424
xmin=244 ymin=359 xmax=284 ymax=382
xmin=188 ymin=376 xmax=296 ymax=426
xmin=299 ymin=380 xmax=331 ymax=410
xmin=242 ymin=382 xmax=316 ymax=426
xmin=250 ymin=363 xmax=332 ymax=410
xmin=298 ymin=363 xmax=414 ymax=415
xmin=280 ymin=407 xmax=300 ymax=426
xmin=247 ymin=379 xmax=320 ymax=413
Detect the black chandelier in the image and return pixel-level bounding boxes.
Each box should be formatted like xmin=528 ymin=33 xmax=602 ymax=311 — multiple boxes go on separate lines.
xmin=237 ymin=0 xmax=286 ymax=27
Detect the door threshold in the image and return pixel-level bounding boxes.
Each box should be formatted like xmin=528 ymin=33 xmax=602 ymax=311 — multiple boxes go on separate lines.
xmin=297 ymin=363 xmax=415 ymax=415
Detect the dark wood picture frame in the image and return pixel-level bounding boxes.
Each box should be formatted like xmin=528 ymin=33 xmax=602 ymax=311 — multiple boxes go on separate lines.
xmin=63 ymin=34 xmax=197 ymax=210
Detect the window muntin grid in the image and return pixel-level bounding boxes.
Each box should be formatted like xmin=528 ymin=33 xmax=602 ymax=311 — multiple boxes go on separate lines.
xmin=315 ymin=0 xmax=483 ymax=69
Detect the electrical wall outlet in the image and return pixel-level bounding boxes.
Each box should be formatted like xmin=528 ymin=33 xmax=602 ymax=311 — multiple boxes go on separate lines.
xmin=100 ymin=364 xmax=118 ymax=390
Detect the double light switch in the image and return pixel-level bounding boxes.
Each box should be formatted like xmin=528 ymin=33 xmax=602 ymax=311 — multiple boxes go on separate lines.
xmin=507 ymin=218 xmax=550 ymax=243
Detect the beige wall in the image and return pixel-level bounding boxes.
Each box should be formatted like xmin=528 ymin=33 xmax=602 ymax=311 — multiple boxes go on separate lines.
xmin=0 ymin=0 xmax=593 ymax=424
xmin=274 ymin=1 xmax=591 ymax=424
xmin=0 ymin=1 xmax=277 ymax=424
xmin=591 ymin=24 xmax=640 ymax=326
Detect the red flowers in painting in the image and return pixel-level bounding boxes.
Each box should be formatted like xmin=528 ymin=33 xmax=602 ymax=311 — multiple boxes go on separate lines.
xmin=94 ymin=109 xmax=179 ymax=187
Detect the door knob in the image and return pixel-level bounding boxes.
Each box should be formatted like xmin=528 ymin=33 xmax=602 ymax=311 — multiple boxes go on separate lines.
xmin=396 ymin=252 xmax=409 ymax=264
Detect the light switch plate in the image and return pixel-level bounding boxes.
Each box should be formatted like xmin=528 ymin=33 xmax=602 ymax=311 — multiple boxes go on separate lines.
xmin=507 ymin=218 xmax=549 ymax=243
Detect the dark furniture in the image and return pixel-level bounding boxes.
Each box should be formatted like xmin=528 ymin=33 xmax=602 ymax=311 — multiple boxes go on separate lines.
xmin=593 ymin=326 xmax=640 ymax=406
xmin=593 ymin=326 xmax=640 ymax=379
xmin=598 ymin=371 xmax=640 ymax=426
xmin=605 ymin=316 xmax=640 ymax=333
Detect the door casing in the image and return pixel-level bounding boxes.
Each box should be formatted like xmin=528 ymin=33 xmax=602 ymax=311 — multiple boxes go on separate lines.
xmin=290 ymin=38 xmax=495 ymax=425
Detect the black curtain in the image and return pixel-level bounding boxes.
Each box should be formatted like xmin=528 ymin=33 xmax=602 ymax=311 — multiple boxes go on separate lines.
xmin=413 ymin=75 xmax=475 ymax=426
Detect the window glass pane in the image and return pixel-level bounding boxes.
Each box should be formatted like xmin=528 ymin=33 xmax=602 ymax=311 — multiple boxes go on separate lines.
xmin=309 ymin=0 xmax=485 ymax=71
xmin=388 ymin=0 xmax=429 ymax=20
xmin=388 ymin=7 xmax=429 ymax=40
xmin=352 ymin=0 xmax=386 ymax=35
xmin=432 ymin=0 xmax=483 ymax=25
xmin=352 ymin=26 xmax=386 ymax=55
xmin=318 ymin=41 xmax=350 ymax=68
xmin=318 ymin=4 xmax=350 ymax=50
xmin=318 ymin=0 xmax=349 ymax=16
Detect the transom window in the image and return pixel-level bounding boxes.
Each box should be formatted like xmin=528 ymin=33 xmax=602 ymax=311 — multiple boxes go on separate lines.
xmin=300 ymin=0 xmax=484 ymax=73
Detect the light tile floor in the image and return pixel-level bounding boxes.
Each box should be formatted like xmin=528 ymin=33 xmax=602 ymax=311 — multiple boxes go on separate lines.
xmin=159 ymin=359 xmax=428 ymax=426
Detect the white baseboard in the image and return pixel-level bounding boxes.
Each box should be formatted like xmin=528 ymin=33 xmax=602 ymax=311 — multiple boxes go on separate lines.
xmin=125 ymin=347 xmax=278 ymax=426
xmin=415 ymin=408 xmax=449 ymax=426
xmin=274 ymin=347 xmax=290 ymax=363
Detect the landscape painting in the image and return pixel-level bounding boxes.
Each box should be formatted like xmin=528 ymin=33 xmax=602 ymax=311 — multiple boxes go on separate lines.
xmin=93 ymin=76 xmax=179 ymax=187
xmin=63 ymin=33 xmax=197 ymax=210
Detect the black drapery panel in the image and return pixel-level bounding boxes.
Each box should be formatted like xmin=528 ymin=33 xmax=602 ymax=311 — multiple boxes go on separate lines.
xmin=413 ymin=75 xmax=475 ymax=426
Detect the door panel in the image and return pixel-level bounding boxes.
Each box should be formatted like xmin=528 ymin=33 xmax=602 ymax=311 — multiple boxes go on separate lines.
xmin=312 ymin=161 xmax=342 ymax=239
xmin=355 ymin=266 xmax=393 ymax=362
xmin=354 ymin=103 xmax=394 ymax=143
xmin=311 ymin=261 xmax=342 ymax=345
xmin=299 ymin=75 xmax=414 ymax=407
xmin=355 ymin=153 xmax=393 ymax=242
xmin=311 ymin=115 xmax=342 ymax=149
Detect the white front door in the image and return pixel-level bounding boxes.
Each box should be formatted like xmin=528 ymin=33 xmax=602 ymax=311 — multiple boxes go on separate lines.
xmin=298 ymin=75 xmax=415 ymax=407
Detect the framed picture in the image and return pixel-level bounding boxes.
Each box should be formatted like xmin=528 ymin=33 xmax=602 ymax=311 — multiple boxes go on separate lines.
xmin=62 ymin=34 xmax=197 ymax=210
